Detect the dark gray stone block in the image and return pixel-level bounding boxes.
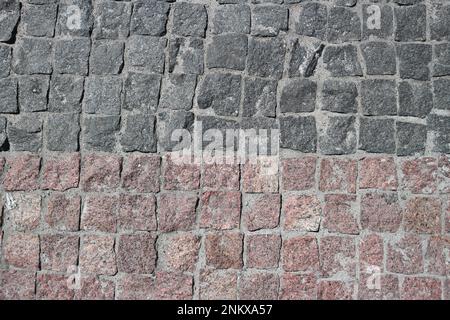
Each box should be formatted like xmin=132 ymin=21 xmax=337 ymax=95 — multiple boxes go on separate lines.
xmin=323 ymin=45 xmax=363 ymax=77
xmin=173 ymin=3 xmax=207 ymax=38
xmin=280 ymin=116 xmax=317 ymax=152
xmin=428 ymin=114 xmax=450 ymax=154
xmin=56 ymin=0 xmax=93 ymax=37
xmin=294 ymin=3 xmax=328 ymax=40
xmin=130 ymin=0 xmax=169 ymax=36
xmin=0 ymin=45 xmax=11 ymax=79
xmin=319 ymin=115 xmax=357 ymax=155
xmin=168 ymin=38 xmax=204 ymax=75
xmin=251 ymin=5 xmax=288 ymax=37
xmin=398 ymin=43 xmax=432 ymax=81
xmin=280 ymin=79 xmax=317 ymax=113
xmin=359 ymin=118 xmax=396 ymax=154
xmin=399 ymin=81 xmax=433 ymax=118
xmin=243 ymin=77 xmax=277 ymax=118
xmin=157 ymin=111 xmax=194 ymax=152
xmin=212 ymin=4 xmax=250 ymax=34
xmin=84 ymin=77 xmax=122 ymax=115
xmin=0 ymin=78 xmax=18 ymax=113
xmin=123 ymin=72 xmax=161 ymax=114
xmin=46 ymin=113 xmax=80 ymax=151
xmin=247 ymin=37 xmax=286 ymax=79
xmin=433 ymin=79 xmax=450 ymax=111
xmin=20 ymin=3 xmax=57 ymax=37
xmin=206 ymin=34 xmax=248 ymax=71
xmin=321 ymin=80 xmax=358 ymax=114
xmin=18 ymin=76 xmax=49 ymax=112
xmin=93 ymin=1 xmax=131 ymax=39
xmin=160 ymin=74 xmax=197 ymax=111
xmin=121 ymin=114 xmax=157 ymax=153
xmin=396 ymin=122 xmax=427 ymax=156
xmin=0 ymin=0 xmax=20 ymax=42
xmin=361 ymin=42 xmax=396 ymax=75
xmin=90 ymin=41 xmax=124 ymax=75
xmin=361 ymin=80 xmax=398 ymax=116
xmin=12 ymin=38 xmax=53 ymax=75
xmin=54 ymin=39 xmax=91 ymax=75
xmin=127 ymin=36 xmax=166 ymax=74
xmin=327 ymin=7 xmax=361 ymax=43
xmin=7 ymin=115 xmax=42 ymax=152
xmin=395 ymin=4 xmax=427 ymax=41
xmin=83 ymin=116 xmax=120 ymax=151
xmin=49 ymin=75 xmax=84 ymax=113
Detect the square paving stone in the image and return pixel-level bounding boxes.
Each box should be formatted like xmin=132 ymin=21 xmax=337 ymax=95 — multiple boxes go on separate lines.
xmin=160 ymin=74 xmax=197 ymax=111
xmin=0 ymin=0 xmax=20 ymax=42
xmin=434 ymin=43 xmax=450 ymax=76
xmin=12 ymin=38 xmax=53 ymax=75
xmin=361 ymin=42 xmax=396 ymax=75
xmin=323 ymin=45 xmax=363 ymax=77
xmin=54 ymin=39 xmax=91 ymax=76
xmin=46 ymin=113 xmax=80 ymax=151
xmin=172 ymin=2 xmax=207 ymax=38
xmin=294 ymin=3 xmax=328 ymax=40
xmin=399 ymin=81 xmax=433 ymax=118
xmin=397 ymin=122 xmax=427 ymax=156
xmin=126 ymin=36 xmax=166 ymax=74
xmin=123 ymin=72 xmax=161 ymax=114
xmin=90 ymin=41 xmax=124 ymax=75
xmin=20 ymin=3 xmax=57 ymax=37
xmin=251 ymin=5 xmax=288 ymax=37
xmin=280 ymin=79 xmax=317 ymax=113
xmin=395 ymin=4 xmax=427 ymax=42
xmin=280 ymin=116 xmax=317 ymax=152
xmin=212 ymin=4 xmax=250 ymax=34
xmin=321 ymin=80 xmax=358 ymax=114
xmin=359 ymin=118 xmax=396 ymax=154
xmin=197 ymin=73 xmax=242 ymax=117
xmin=206 ymin=34 xmax=248 ymax=71
xmin=18 ymin=76 xmax=49 ymax=112
xmin=327 ymin=7 xmax=361 ymax=43
xmin=84 ymin=77 xmax=122 ymax=115
xmin=398 ymin=43 xmax=432 ymax=81
xmin=247 ymin=38 xmax=286 ymax=79
xmin=431 ymin=3 xmax=450 ymax=41
xmin=361 ymin=80 xmax=398 ymax=116
xmin=319 ymin=115 xmax=357 ymax=155
xmin=83 ymin=116 xmax=120 ymax=152
xmin=428 ymin=114 xmax=450 ymax=154
xmin=48 ymin=75 xmax=84 ymax=113
xmin=7 ymin=115 xmax=42 ymax=152
xmin=93 ymin=1 xmax=131 ymax=39
xmin=0 ymin=45 xmax=11 ymax=79
xmin=362 ymin=4 xmax=393 ymax=40
xmin=433 ymin=79 xmax=450 ymax=111
xmin=157 ymin=111 xmax=194 ymax=152
xmin=168 ymin=38 xmax=204 ymax=75
xmin=243 ymin=77 xmax=277 ymax=118
xmin=120 ymin=114 xmax=157 ymax=153
xmin=130 ymin=0 xmax=169 ymax=36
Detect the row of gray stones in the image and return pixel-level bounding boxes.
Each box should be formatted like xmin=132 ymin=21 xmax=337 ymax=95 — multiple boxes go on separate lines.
xmin=1 ymin=0 xmax=449 ymax=42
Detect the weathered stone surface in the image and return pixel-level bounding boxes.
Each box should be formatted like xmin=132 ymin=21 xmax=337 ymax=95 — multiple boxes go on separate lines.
xmin=158 ymin=193 xmax=197 ymax=232
xmin=3 ymin=233 xmax=40 ymax=270
xmin=0 ymin=0 xmax=20 ymax=42
xmin=359 ymin=118 xmax=396 ymax=154
xmin=319 ymin=158 xmax=357 ymax=193
xmin=212 ymin=4 xmax=250 ymax=34
xmin=361 ymin=80 xmax=397 ymax=116
xmin=158 ymin=233 xmax=200 ymax=272
xmin=282 ymin=157 xmax=316 ymax=191
xmin=387 ymin=234 xmax=424 ymax=274
xmin=126 ymin=36 xmax=166 ymax=74
xmin=280 ymin=79 xmax=317 ymax=113
xmin=21 ymin=3 xmax=57 ymax=37
xmin=48 ymin=75 xmax=84 ymax=113
xmin=246 ymin=234 xmax=281 ymax=269
xmin=122 ymin=155 xmax=160 ymax=193
xmin=251 ymin=5 xmax=288 ymax=37
xmin=54 ymin=39 xmax=91 ymax=75
xmin=294 ymin=3 xmax=328 ymax=40
xmin=404 ymin=197 xmax=441 ymax=234
xmin=239 ymin=272 xmax=279 ymax=300
xmin=168 ymin=38 xmax=204 ymax=74
xmin=206 ymin=34 xmax=248 ymax=71
xmin=123 ymin=72 xmax=161 ymax=113
xmin=197 ymin=73 xmax=241 ymax=117
xmin=431 ymin=3 xmax=450 ymax=41
xmin=93 ymin=1 xmax=131 ymax=39
xmin=90 ymin=41 xmax=124 ymax=75
xmin=3 ymin=154 xmax=41 ymax=191
xmin=282 ymin=236 xmax=319 ymax=272
xmin=80 ymin=235 xmax=117 ymax=275
xmin=41 ymin=153 xmax=80 ymax=191
xmin=318 ymin=115 xmax=357 ymax=155
xmin=361 ymin=192 xmax=402 ymax=233
xmin=130 ymin=0 xmax=169 ymax=36
xmin=200 ymin=191 xmax=241 ymax=230
xmin=46 ymin=113 xmax=80 ymax=151
xmin=205 ymin=232 xmax=243 ymax=269
xmin=18 ymin=76 xmax=49 ymax=112
xmin=173 ymin=2 xmax=207 ymax=37
xmin=243 ymin=193 xmax=280 ymax=231
xmin=45 ymin=194 xmax=80 ymax=231
xmin=83 ymin=116 xmax=120 ymax=152
xmin=433 ymin=79 xmax=450 ymax=111
xmin=398 ymin=43 xmax=432 ymax=80
xmin=360 ymin=157 xmax=398 ymax=191
xmin=319 ymin=236 xmax=356 ymax=278
xmin=362 ymin=4 xmax=393 ymax=39
xmin=283 ymin=195 xmax=321 ymax=232
xmin=323 ymin=194 xmax=359 ymax=235
xmin=399 ymin=81 xmax=433 ymax=118
xmin=7 ymin=115 xmax=42 ymax=152
xmin=397 ymin=122 xmax=427 ymax=156
xmin=361 ymin=42 xmax=396 ymax=75
xmin=323 ymin=45 xmax=363 ymax=77
xmin=119 ymin=194 xmax=156 ymax=232
xmin=117 ymin=234 xmax=156 ymax=274
xmin=0 ymin=45 xmax=11 ymax=79
xmin=0 ymin=78 xmax=18 ymax=113
xmin=247 ymin=38 xmax=286 ymax=79
xmin=280 ymin=116 xmax=317 ymax=152
xmin=5 ymin=193 xmax=41 ymax=231
xmin=121 ymin=114 xmax=157 ymax=153
xmin=395 ymin=4 xmax=427 ymax=41
xmin=428 ymin=114 xmax=450 ymax=154
xmin=321 ymin=80 xmax=358 ymax=114
xmin=81 ymin=195 xmax=118 ymax=233
xmin=434 ymin=43 xmax=450 ymax=76
xmin=327 ymin=7 xmax=361 ymax=43
xmin=40 ymin=234 xmax=79 ymax=272
xmin=160 ymin=74 xmax=196 ymax=111
xmin=56 ymin=0 xmax=92 ymax=37
xmin=157 ymin=110 xmax=194 ymax=152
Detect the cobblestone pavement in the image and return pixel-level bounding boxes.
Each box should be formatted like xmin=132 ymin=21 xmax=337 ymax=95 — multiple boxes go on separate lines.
xmin=0 ymin=0 xmax=449 ymax=300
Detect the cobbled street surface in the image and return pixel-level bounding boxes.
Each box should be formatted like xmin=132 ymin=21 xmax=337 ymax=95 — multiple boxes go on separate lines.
xmin=0 ymin=0 xmax=449 ymax=300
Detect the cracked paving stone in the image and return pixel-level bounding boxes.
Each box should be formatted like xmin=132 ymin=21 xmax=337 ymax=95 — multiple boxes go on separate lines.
xmin=7 ymin=115 xmax=42 ymax=152
xmin=0 ymin=0 xmax=20 ymax=42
